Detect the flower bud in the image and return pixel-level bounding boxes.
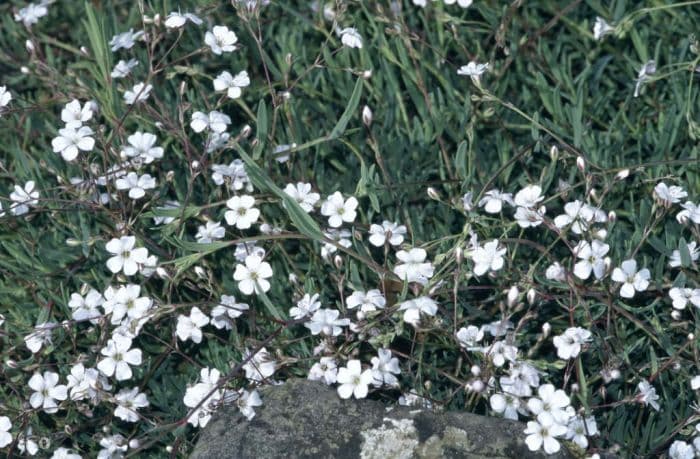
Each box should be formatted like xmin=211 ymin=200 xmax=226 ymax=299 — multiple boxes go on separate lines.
xmin=507 ymin=285 xmax=519 ymax=307
xmin=671 ymin=310 xmax=682 ymax=320
xmin=65 ymin=238 xmax=82 ymax=247
xmin=129 ymin=439 xmax=140 ymax=449
xmin=362 ymin=69 xmax=373 ymax=79
xmin=549 ymin=145 xmax=559 ymax=162
xmin=542 ymin=322 xmax=551 ymax=338
xmin=571 ymin=383 xmax=580 ymax=393
xmin=25 ymin=39 xmax=34 ymax=52
xmin=427 ymin=187 xmax=440 ymax=201
xmin=156 ymin=267 xmax=170 ymax=280
xmin=455 ymin=246 xmax=463 ymax=264
xmin=333 ymin=255 xmax=343 ymax=270
xmin=191 ymin=160 xmax=200 ymax=170
xmin=362 ymin=105 xmax=373 ymax=127
xmin=21 ymin=66 xmax=29 ymax=74
xmin=470 ymin=365 xmax=481 ymax=376
xmin=179 ymin=81 xmax=187 ymax=97
xmin=689 ymin=333 xmax=695 ymax=341
xmin=194 ymin=266 xmax=207 ymax=279
xmin=576 ymin=156 xmax=586 ymax=172
xmin=615 ymin=169 xmax=630 ymax=180
xmin=527 ymin=288 xmax=536 ymax=305
xmin=166 ymin=446 xmax=173 ymax=453
xmin=468 ymin=379 xmax=485 ymax=393
xmin=607 ymin=211 xmax=617 ymax=223
xmin=240 ymin=124 xmax=252 ymax=138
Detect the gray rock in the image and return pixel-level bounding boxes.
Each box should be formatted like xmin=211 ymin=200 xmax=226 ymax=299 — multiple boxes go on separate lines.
xmin=190 ymin=379 xmax=574 ymax=459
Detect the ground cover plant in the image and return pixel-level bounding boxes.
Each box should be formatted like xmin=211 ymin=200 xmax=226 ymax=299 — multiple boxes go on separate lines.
xmin=1 ymin=0 xmax=700 ymax=457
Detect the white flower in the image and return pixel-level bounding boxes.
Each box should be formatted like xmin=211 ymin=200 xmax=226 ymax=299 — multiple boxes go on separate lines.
xmin=61 ymin=99 xmax=94 ymax=128
xmin=98 ymin=434 xmax=128 ymax=459
xmin=397 ymin=296 xmax=438 ymax=326
xmin=272 ymin=143 xmax=296 ymax=163
xmin=611 ymin=259 xmax=650 ymax=298
xmin=368 ymin=221 xmax=407 ymax=247
xmin=212 ymin=160 xmax=250 ymax=189
xmin=309 ymin=357 xmax=338 ymax=385
xmin=111 ymin=58 xmax=138 ymax=78
xmin=457 ymin=61 xmax=489 ymax=81
xmin=235 ymin=242 xmax=265 ymax=262
xmin=66 ymin=363 xmax=100 ymax=401
xmin=527 ymin=384 xmax=572 ymax=424
xmin=636 ymin=380 xmax=660 ymax=411
xmin=565 ymin=415 xmax=599 ymax=449
xmin=553 ymin=200 xmax=606 ymax=234
xmin=109 ymin=29 xmax=143 ymax=51
xmin=304 ymin=309 xmax=350 ymax=336
xmin=177 ymin=307 xmax=210 ymax=343
xmin=321 ymin=228 xmax=352 ymax=258
xmin=478 ymin=189 xmax=513 ymax=213
xmin=514 ymin=206 xmax=546 ymax=228
xmin=0 ymin=86 xmax=11 ymax=114
xmin=16 ymin=427 xmax=39 ymax=456
xmin=634 ymin=60 xmax=656 ymax=98
xmin=514 ymin=185 xmax=544 ymax=208
xmin=545 ymin=261 xmax=567 ymax=281
xmin=235 ymin=389 xmax=262 ymax=420
xmin=10 ymin=180 xmax=39 ymax=215
xmin=593 ymin=17 xmax=615 ymax=40
xmin=654 ymin=182 xmax=687 ymax=206
xmin=105 ymin=236 xmax=149 ymax=276
xmin=195 ymin=221 xmax=226 ymax=243
xmin=123 ymin=82 xmax=152 ymax=105
xmin=677 ymin=201 xmax=700 ymax=224
xmin=24 ymin=321 xmax=56 ymax=353
xmin=69 ymin=288 xmax=103 ymax=323
xmin=552 ymin=327 xmax=592 ymax=360
xmin=28 ymin=371 xmax=68 ymax=413
xmin=490 ymin=393 xmax=521 ymax=420
xmin=14 ymin=2 xmax=49 ymax=27
xmin=234 ymin=254 xmax=273 ymax=295
xmin=321 ymin=192 xmax=358 ymax=227
xmin=500 ymin=362 xmax=540 ymax=398
xmin=346 ymin=289 xmax=386 ymax=314
xmin=484 ymin=341 xmax=518 ymax=367
xmin=471 ymin=239 xmax=507 ymax=276
xmin=211 ymin=295 xmax=249 ymax=329
xmin=524 ymin=412 xmax=567 ymax=454
xmin=284 ymin=182 xmax=320 ymax=212
xmin=0 ymin=416 xmax=11 ymax=448
xmin=456 ymin=325 xmax=484 ymax=348
xmin=165 ymin=11 xmax=203 ymax=28
xmin=668 ymin=441 xmax=695 ymax=459
xmin=121 ymin=132 xmax=164 ymax=164
xmin=669 ymin=287 xmax=700 ymax=310
xmin=191 ymin=110 xmax=231 ymax=133
xmin=669 ymin=241 xmax=699 ymax=268
xmin=51 ymin=126 xmax=95 ymax=161
xmin=213 ymin=70 xmax=250 ymax=99
xmin=115 ymin=172 xmax=156 ymax=200
xmin=289 ymin=293 xmax=321 ymax=320
xmin=573 ymin=240 xmax=610 ymax=280
xmin=444 ymin=0 xmax=473 ymax=7
xmin=205 ymin=26 xmax=238 ymax=55
xmin=242 ymin=347 xmax=276 ymax=382
xmin=183 ymin=368 xmax=223 ymax=428
xmin=337 ymin=360 xmax=374 ymax=399
xmin=339 ymin=27 xmax=363 ymax=49
xmin=371 ymin=349 xmax=400 ymax=387
xmin=224 ymin=195 xmax=260 ymax=229
xmin=114 ymin=387 xmax=149 ymax=423
xmin=97 ymin=334 xmax=142 ymax=381
xmin=393 ymin=248 xmax=434 ymax=284
xmin=691 ymin=375 xmax=700 ymax=390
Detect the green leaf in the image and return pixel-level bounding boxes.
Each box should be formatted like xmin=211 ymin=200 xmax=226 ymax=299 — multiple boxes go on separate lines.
xmin=329 ymin=77 xmax=363 ymax=140
xmin=678 ymin=238 xmax=692 ymax=267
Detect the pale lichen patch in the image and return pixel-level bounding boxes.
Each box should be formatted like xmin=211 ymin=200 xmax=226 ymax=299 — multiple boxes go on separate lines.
xmin=360 ymin=417 xmax=419 ymax=459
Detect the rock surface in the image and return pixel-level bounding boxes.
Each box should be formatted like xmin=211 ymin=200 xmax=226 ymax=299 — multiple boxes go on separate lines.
xmin=190 ymin=379 xmax=573 ymax=459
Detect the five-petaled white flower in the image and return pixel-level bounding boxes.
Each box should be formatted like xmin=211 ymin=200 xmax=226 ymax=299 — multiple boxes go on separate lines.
xmin=669 ymin=287 xmax=700 ymax=310
xmin=114 ymin=387 xmax=149 ymax=423
xmin=309 ymin=357 xmax=338 ymax=385
xmin=347 ymin=289 xmax=386 ymax=315
xmin=52 ymin=126 xmax=95 ymax=161
xmin=123 ymin=82 xmax=152 ymax=105
xmin=552 ymin=327 xmax=592 ymax=360
xmin=478 ymin=189 xmax=513 ymax=213
xmin=61 ymin=99 xmax=94 ymax=128
xmin=573 ymin=240 xmax=610 ymax=280
xmin=213 ymin=70 xmax=250 ymax=99
xmin=636 ymin=380 xmax=660 ymax=411
xmin=176 ymin=307 xmax=210 ymax=343
xmin=471 ymin=239 xmax=507 ymax=276
xmin=234 ymin=254 xmax=273 ymax=295
xmin=371 ymin=349 xmax=401 ymax=387
xmin=10 ymin=180 xmax=39 ymax=216
xmin=14 ymin=2 xmax=49 ymax=28
xmin=195 ymin=221 xmax=226 ymax=243
xmin=339 ymin=27 xmax=363 ymax=49
xmin=669 ymin=241 xmax=699 ymax=268
xmin=165 ymin=11 xmax=203 ymax=28
xmin=305 ymin=308 xmax=350 ymax=336
xmin=191 ymin=110 xmax=231 ymax=133
xmin=393 ymin=248 xmax=434 ymax=284
xmin=105 ymin=236 xmax=150 ymax=276
xmin=121 ymin=132 xmax=164 ymax=164
xmin=205 ymin=26 xmax=238 ymax=55
xmin=115 ymin=172 xmax=156 ymax=200
xmin=224 ymin=195 xmax=260 ymax=229
xmin=0 ymin=416 xmax=11 ymax=448
xmin=611 ymin=259 xmax=650 ymax=298
xmin=97 ymin=334 xmax=142 ymax=381
xmin=565 ymin=415 xmax=599 ymax=450
xmin=524 ymin=412 xmax=568 ymax=455
xmin=69 ymin=288 xmax=104 ymax=323
xmin=284 ymin=182 xmax=320 ymax=212
xmin=593 ymin=17 xmax=615 ymax=40
xmin=368 ymin=221 xmax=407 ymax=247
xmin=111 ymin=59 xmax=138 ymax=78
xmin=109 ymin=29 xmax=144 ymax=52
xmin=235 ymin=389 xmax=263 ymax=420
xmin=321 ymin=192 xmax=358 ymax=227
xmin=654 ymin=182 xmax=687 ymax=207
xmin=554 ymin=200 xmax=607 ymax=234
xmin=28 ymin=371 xmax=68 ymax=413
xmin=457 ymin=61 xmax=489 ymax=80
xmin=242 ymin=347 xmax=276 ymax=382
xmin=289 ymin=293 xmax=321 ymax=320
xmin=397 ymin=296 xmax=438 ymax=326
xmin=456 ymin=325 xmax=484 ymax=348
xmin=336 ymin=360 xmax=374 ymax=399
xmin=211 ymin=295 xmax=249 ymax=329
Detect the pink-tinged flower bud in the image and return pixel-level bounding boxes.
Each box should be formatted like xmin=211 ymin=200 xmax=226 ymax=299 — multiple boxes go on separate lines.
xmin=507 ymin=286 xmax=519 ymax=307
xmin=576 ymin=156 xmax=586 ymax=172
xmin=455 ymin=246 xmax=463 ymax=264
xmin=549 ymin=145 xmax=559 ymax=162
xmin=333 ymin=255 xmax=343 ymax=270
xmin=615 ymin=169 xmax=630 ymax=180
xmin=470 ymin=365 xmax=481 ymax=376
xmin=468 ymin=379 xmax=485 ymax=392
xmin=362 ymin=105 xmax=373 ymax=127
xmin=542 ymin=322 xmax=551 ymax=338
xmin=427 ymin=187 xmax=440 ymax=200
xmin=25 ymin=39 xmax=34 ymax=52
xmin=241 ymin=124 xmax=252 ymax=138
xmin=285 ymin=53 xmax=293 ymax=66
xmin=607 ymin=211 xmax=617 ymax=223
